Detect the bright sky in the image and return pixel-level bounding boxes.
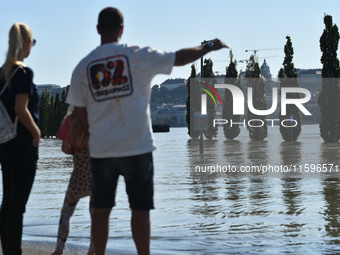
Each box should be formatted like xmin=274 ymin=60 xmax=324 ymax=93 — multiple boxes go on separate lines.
xmin=1 ymin=0 xmax=340 ymax=87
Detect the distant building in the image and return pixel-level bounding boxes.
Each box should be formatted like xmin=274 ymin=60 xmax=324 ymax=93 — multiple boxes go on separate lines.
xmin=160 ymin=78 xmax=186 ymax=90
xmin=296 ymin=68 xmax=322 ymax=95
xmin=151 ymin=104 xmax=186 ymax=126
xmin=296 ymin=69 xmax=322 ymax=110
xmin=238 ymin=59 xmax=272 ymax=79
xmin=296 ymin=68 xmax=322 ymax=78
xmin=36 ymin=84 xmax=66 ymax=97
xmin=172 ymin=104 xmax=186 ymax=125
xmin=196 ymin=73 xmax=225 ymax=83
xmin=261 ymin=59 xmax=272 ymax=79
xmin=215 ymin=74 xmax=226 ymax=83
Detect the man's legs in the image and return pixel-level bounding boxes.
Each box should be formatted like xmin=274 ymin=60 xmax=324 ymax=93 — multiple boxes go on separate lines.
xmin=131 ymin=210 xmax=150 ymax=255
xmin=91 ymin=153 xmax=153 ymax=255
xmin=90 ymin=157 xmax=118 ymax=255
xmin=91 ymin=208 xmax=112 ymax=255
xmin=121 ymin=153 xmax=154 ymax=255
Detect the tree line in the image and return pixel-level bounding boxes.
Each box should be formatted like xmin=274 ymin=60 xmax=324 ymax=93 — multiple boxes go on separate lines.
xmin=186 ymin=14 xmax=340 ymax=143
xmin=151 ymin=84 xmax=187 ymax=106
xmin=39 ymin=88 xmax=68 ymax=138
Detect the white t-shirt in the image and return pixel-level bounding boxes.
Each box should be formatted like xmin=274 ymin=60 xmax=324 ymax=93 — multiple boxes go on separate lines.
xmin=67 ymin=42 xmax=175 ymax=158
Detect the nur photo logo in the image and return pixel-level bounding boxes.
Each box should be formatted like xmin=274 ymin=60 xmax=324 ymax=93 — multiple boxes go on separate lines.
xmin=190 ymin=78 xmax=313 ymax=131
xmin=198 ymin=81 xmax=223 ymax=115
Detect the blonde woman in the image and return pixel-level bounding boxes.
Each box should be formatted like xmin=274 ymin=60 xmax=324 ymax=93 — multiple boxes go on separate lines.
xmin=52 ymin=107 xmax=95 ymax=255
xmin=0 ymin=22 xmax=41 ymax=255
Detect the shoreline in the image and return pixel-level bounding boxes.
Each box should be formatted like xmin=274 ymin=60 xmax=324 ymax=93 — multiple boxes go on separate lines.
xmin=0 ymin=241 xmax=139 ymax=255
xmin=12 ymin=241 xmax=87 ymax=255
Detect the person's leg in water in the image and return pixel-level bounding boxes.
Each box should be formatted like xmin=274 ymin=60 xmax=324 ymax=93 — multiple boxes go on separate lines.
xmin=131 ymin=210 xmax=150 ymax=255
xmin=52 ymin=193 xmax=95 ymax=255
xmin=53 ymin=148 xmax=94 ymax=255
xmin=123 ymin=153 xmax=154 ymax=255
xmin=91 ymin=207 xmax=112 ymax=255
xmin=52 ymin=189 xmax=79 ymax=255
xmin=88 ymin=196 xmax=95 ymax=255
xmin=90 ymin=157 xmax=119 ymax=255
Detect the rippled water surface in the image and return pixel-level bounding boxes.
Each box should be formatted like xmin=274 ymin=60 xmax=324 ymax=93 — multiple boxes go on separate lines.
xmin=2 ymin=125 xmax=340 ymax=254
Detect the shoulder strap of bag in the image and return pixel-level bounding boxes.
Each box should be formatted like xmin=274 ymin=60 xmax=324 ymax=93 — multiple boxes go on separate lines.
xmin=0 ymin=66 xmax=21 ymax=129
xmin=0 ymin=66 xmax=21 ymax=96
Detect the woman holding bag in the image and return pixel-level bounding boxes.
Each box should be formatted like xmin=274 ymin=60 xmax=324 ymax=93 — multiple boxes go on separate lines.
xmin=0 ymin=22 xmax=41 ymax=255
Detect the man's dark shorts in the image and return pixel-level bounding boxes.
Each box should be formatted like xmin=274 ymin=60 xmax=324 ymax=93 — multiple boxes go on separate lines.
xmin=90 ymin=152 xmax=154 ymax=210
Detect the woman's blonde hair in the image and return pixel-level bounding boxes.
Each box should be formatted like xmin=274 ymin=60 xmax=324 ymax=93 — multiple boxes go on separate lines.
xmin=65 ymin=105 xmax=88 ymax=148
xmin=0 ymin=22 xmax=32 ymax=85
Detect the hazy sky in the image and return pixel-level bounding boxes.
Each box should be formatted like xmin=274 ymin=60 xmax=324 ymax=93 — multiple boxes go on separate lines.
xmin=1 ymin=0 xmax=340 ymax=87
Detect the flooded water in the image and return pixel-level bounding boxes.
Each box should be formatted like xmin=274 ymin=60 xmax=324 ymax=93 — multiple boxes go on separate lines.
xmin=2 ymin=124 xmax=340 ymax=254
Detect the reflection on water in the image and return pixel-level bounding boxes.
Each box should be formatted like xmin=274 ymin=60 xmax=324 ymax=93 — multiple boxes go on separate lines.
xmin=3 ymin=125 xmax=340 ymax=254
xmin=323 ymin=178 xmax=340 ymax=245
xmin=280 ymin=141 xmax=302 ymax=166
xmin=247 ymin=140 xmax=268 ymax=166
xmin=281 ymin=178 xmax=303 ymax=215
xmin=223 ymin=140 xmax=245 ymax=166
xmin=186 ymin=125 xmax=340 ymax=254
xmin=320 ymin=142 xmax=340 ymax=167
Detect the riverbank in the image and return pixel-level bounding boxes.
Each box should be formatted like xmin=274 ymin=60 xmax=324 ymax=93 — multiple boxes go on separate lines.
xmin=0 ymin=241 xmax=87 ymax=255
xmin=13 ymin=241 xmax=161 ymax=255
xmin=1 ymin=241 xmax=130 ymax=255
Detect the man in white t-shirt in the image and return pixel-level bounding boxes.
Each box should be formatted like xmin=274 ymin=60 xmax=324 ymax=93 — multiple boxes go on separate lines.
xmin=66 ymin=7 xmax=228 ymax=255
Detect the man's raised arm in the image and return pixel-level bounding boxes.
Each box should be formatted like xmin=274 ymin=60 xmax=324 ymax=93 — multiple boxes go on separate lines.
xmin=174 ymin=39 xmax=229 ymax=66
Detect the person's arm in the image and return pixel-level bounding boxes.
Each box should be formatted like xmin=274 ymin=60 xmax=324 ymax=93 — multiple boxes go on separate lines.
xmin=61 ymin=140 xmax=73 ymax=155
xmin=15 ymin=93 xmax=41 ymax=147
xmin=74 ymin=106 xmax=89 ymax=135
xmin=174 ymin=39 xmax=229 ymax=66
